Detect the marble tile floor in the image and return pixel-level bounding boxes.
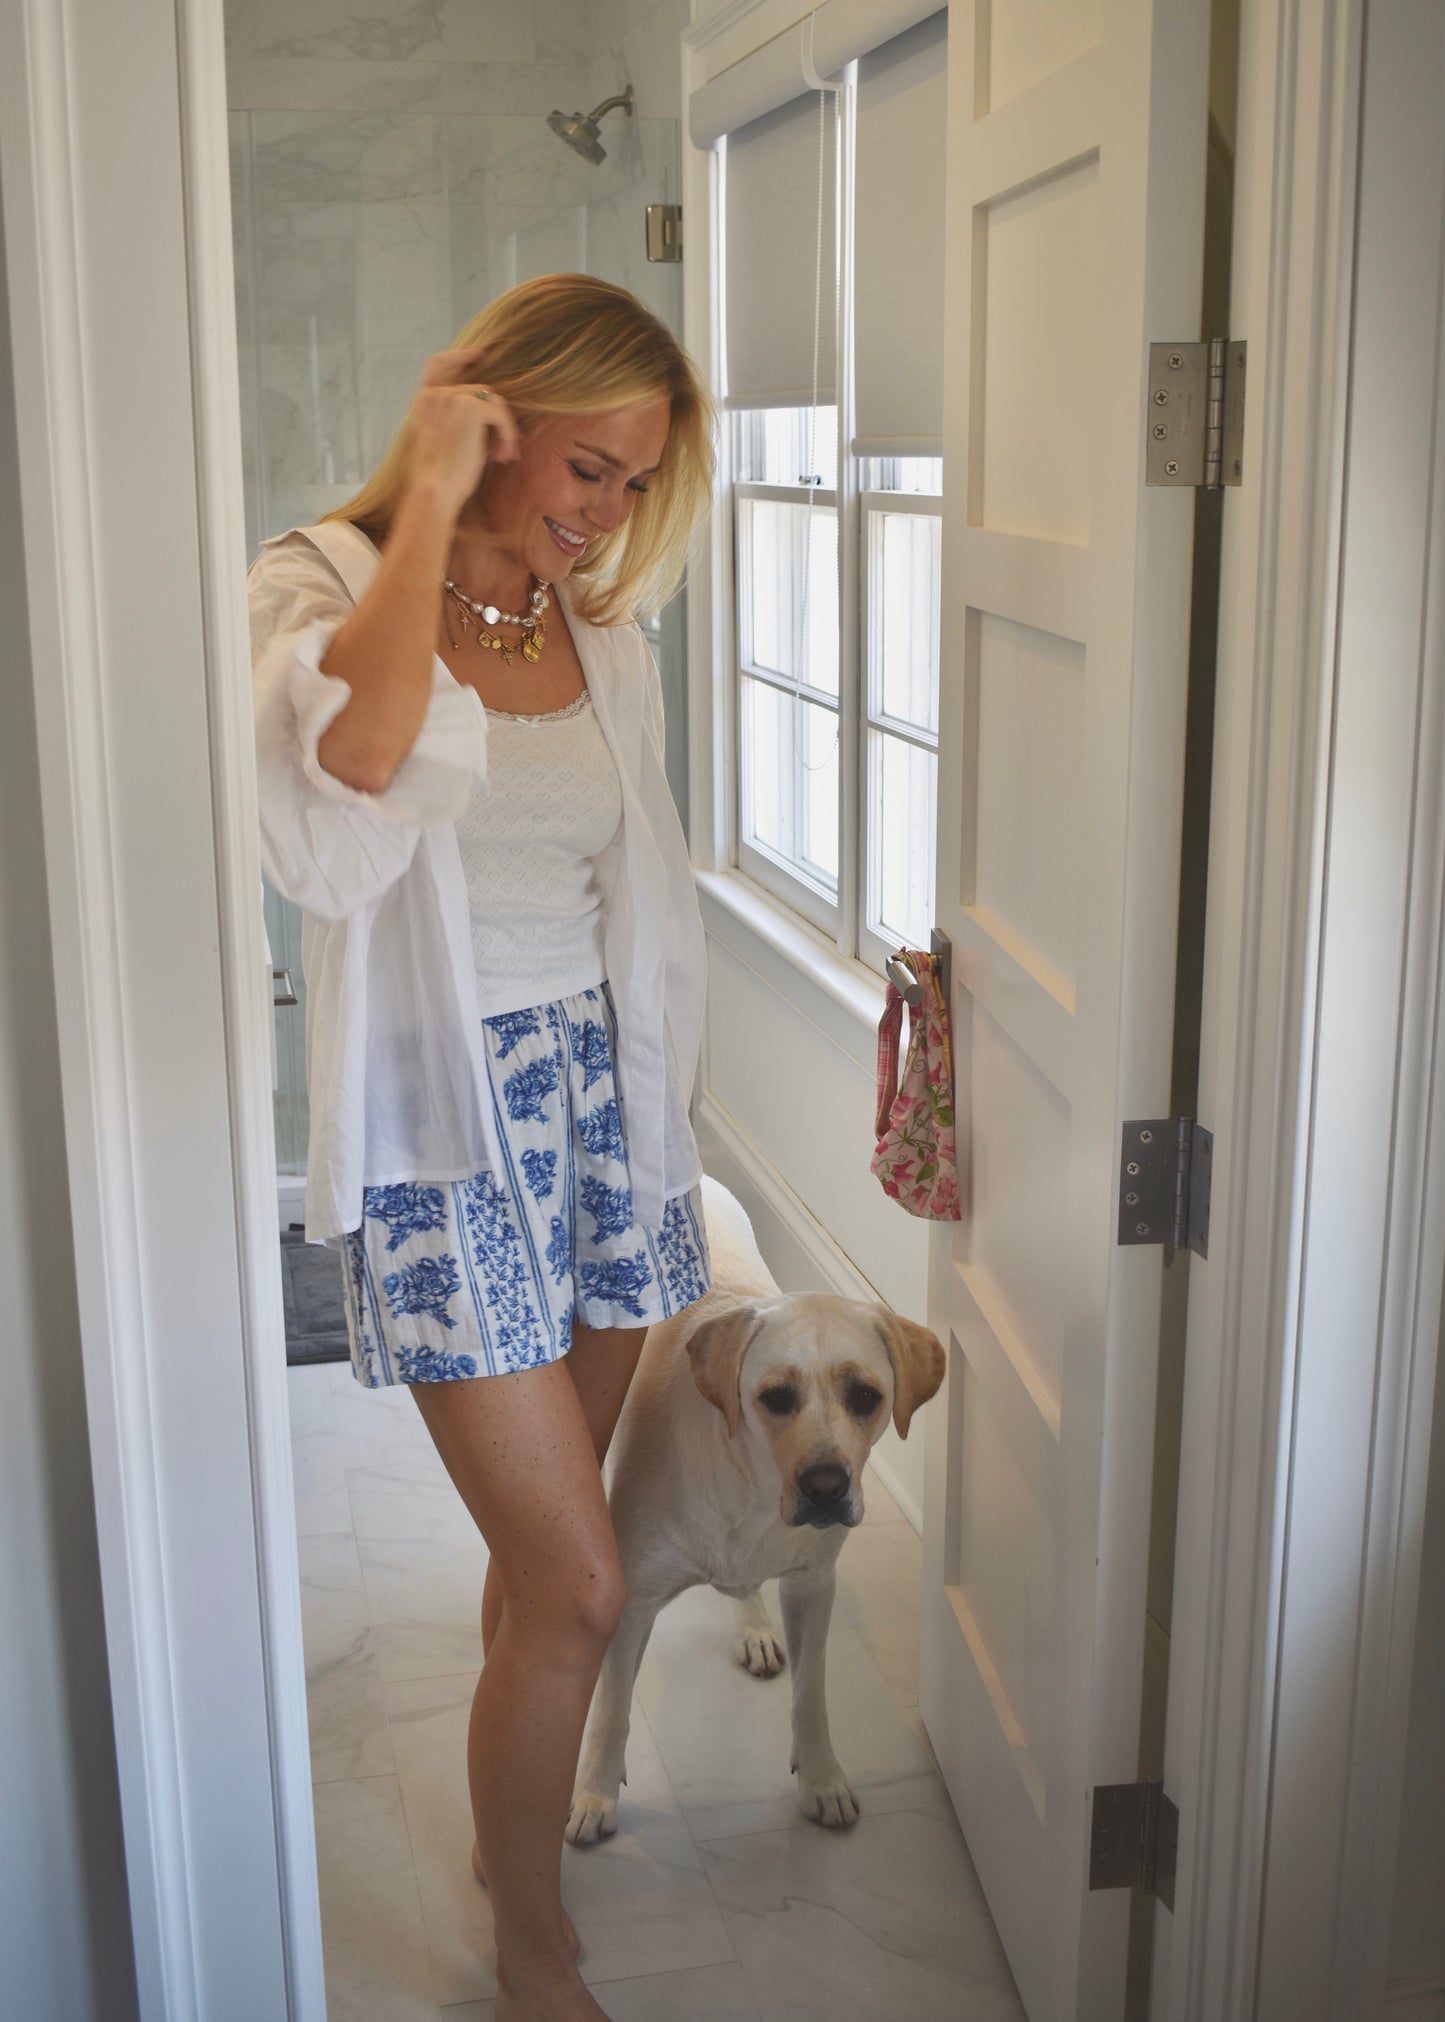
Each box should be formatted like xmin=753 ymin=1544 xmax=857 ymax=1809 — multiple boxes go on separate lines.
xmin=289 ymin=1360 xmax=1026 ymax=2020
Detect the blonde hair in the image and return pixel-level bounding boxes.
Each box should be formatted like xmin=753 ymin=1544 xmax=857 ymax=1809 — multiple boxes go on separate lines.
xmin=325 ymin=274 xmax=715 ymax=626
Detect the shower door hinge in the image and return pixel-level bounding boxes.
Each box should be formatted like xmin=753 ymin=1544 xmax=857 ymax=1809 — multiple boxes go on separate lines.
xmin=645 ymin=204 xmax=682 ymax=262
xmin=1146 ymin=340 xmax=1246 ymax=488
xmin=1118 ymin=1117 xmax=1212 ymax=1257
xmin=1089 ymin=1778 xmax=1179 ymax=1909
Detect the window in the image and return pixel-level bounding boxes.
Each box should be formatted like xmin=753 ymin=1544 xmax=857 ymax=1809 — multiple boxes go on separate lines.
xmin=733 ymin=421 xmax=941 ymax=955
xmin=716 ymin=9 xmax=948 ymax=972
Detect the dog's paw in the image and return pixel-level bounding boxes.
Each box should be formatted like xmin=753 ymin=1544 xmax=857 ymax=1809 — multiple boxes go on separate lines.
xmin=565 ymin=1791 xmax=619 ymax=1846
xmin=736 ymin=1629 xmax=787 ymax=1678
xmin=798 ymin=1771 xmax=861 ymax=1829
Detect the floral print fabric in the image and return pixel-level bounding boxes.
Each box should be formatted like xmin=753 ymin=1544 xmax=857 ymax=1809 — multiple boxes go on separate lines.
xmin=339 ymin=986 xmax=711 ymax=1385
xmin=871 ymin=953 xmax=963 ymax=1222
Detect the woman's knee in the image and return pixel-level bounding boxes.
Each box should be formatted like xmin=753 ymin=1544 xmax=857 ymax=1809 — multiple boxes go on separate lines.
xmin=501 ymin=1546 xmax=627 ymax=1654
xmin=579 ymin=1555 xmax=628 ymax=1645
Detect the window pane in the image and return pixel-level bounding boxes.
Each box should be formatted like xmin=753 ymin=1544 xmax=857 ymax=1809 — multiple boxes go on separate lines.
xmin=735 ymin=406 xmax=838 ymax=490
xmin=742 ymin=676 xmax=839 ymax=891
xmin=740 ymin=498 xmax=839 ymax=697
xmin=861 ymin=456 xmax=943 ymax=494
xmin=871 ymin=510 xmax=941 ymax=733
xmin=869 ymin=731 xmax=936 ymax=950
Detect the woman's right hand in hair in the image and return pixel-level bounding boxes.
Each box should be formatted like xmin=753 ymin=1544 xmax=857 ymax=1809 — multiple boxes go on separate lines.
xmin=314 ymin=352 xmax=520 ymax=795
xmin=403 ymin=349 xmax=522 ymax=520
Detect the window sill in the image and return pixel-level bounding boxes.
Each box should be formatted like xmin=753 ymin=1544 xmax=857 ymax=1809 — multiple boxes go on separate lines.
xmin=694 ymin=867 xmax=886 ymax=1069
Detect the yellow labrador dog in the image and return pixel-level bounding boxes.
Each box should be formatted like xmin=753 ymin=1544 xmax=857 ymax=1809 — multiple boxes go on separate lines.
xmin=566 ymin=1176 xmax=944 ymax=1845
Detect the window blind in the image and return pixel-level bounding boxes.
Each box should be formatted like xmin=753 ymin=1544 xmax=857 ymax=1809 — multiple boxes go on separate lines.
xmin=853 ymin=10 xmax=948 ymax=455
xmin=689 ymin=0 xmax=943 ymax=148
xmin=724 ymin=89 xmax=838 ymax=410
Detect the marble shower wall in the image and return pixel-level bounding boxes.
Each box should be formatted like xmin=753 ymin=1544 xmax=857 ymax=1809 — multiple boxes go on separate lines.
xmin=229 ymin=100 xmax=682 ymax=542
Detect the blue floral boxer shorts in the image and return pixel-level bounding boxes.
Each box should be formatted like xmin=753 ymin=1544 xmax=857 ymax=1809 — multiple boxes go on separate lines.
xmin=338 ymin=985 xmax=711 ymax=1386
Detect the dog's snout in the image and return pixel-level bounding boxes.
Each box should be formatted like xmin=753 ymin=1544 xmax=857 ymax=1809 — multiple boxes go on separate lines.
xmin=797 ymin=1462 xmax=851 ymax=1508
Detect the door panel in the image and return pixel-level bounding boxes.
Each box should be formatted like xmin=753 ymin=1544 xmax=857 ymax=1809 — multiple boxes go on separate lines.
xmin=922 ymin=3 xmax=1209 ymax=2016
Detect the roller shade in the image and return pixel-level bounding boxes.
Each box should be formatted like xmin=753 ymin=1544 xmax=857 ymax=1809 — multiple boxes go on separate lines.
xmin=689 ymin=0 xmax=943 ymax=149
xmin=853 ymin=11 xmax=947 ymax=455
xmin=725 ymin=89 xmax=838 ymax=409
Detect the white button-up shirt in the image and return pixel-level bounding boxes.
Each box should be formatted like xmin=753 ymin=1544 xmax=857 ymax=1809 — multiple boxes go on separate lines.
xmin=250 ymin=522 xmax=706 ymax=1240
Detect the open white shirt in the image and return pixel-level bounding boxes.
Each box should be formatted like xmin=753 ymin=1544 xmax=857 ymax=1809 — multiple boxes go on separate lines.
xmin=249 ymin=521 xmax=706 ymax=1241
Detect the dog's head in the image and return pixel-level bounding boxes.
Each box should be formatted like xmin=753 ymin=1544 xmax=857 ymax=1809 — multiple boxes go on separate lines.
xmin=685 ymin=1294 xmax=945 ymax=1529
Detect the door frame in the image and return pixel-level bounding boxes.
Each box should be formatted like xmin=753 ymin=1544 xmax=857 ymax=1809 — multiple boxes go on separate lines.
xmin=0 ymin=0 xmax=323 ymax=2015
xmin=1157 ymin=0 xmax=1445 ymax=2014
xmin=2 ymin=0 xmax=1437 ymax=2016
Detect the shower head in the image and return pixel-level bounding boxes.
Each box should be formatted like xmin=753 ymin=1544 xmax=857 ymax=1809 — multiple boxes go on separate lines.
xmin=547 ymin=84 xmax=634 ymax=165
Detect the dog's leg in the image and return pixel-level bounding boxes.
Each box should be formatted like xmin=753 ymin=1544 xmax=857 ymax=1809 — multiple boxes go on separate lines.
xmin=733 ymin=1588 xmax=787 ymax=1677
xmin=565 ymin=1599 xmax=658 ymax=1847
xmin=780 ymin=1565 xmax=859 ymax=1828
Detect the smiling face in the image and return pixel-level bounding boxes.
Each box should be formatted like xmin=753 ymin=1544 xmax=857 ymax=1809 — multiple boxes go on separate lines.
xmin=472 ymin=398 xmax=672 ymax=588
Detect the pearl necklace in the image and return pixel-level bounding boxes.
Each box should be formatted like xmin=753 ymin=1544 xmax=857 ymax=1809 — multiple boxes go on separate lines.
xmin=443 ymin=576 xmax=551 ymax=665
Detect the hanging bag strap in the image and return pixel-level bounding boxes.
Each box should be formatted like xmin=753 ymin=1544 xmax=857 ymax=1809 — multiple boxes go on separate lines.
xmin=874 ymin=984 xmax=906 ymax=1140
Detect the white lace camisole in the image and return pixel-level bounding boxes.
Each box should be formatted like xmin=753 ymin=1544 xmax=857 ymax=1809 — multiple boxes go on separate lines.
xmin=454 ymin=690 xmax=624 ymax=1018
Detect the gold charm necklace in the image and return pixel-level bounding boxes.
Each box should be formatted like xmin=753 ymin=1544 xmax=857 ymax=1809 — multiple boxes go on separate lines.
xmin=442 ymin=576 xmax=550 ymax=665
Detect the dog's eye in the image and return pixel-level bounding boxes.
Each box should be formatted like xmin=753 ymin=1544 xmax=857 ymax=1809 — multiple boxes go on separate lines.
xmin=847 ymin=1384 xmax=884 ymax=1417
xmin=757 ymin=1386 xmax=798 ymax=1417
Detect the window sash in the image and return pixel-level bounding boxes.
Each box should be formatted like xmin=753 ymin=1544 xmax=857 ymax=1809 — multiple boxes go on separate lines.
xmin=857 ymin=488 xmax=941 ymax=970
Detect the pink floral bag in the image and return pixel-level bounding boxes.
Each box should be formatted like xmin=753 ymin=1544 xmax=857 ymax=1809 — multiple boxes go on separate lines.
xmin=871 ymin=950 xmax=963 ymax=1222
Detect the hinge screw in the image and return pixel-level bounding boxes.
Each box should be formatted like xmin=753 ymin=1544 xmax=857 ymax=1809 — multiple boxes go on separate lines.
xmin=1165 ymin=461 xmax=1179 ymax=476
xmin=1126 ymin=1192 xmax=1139 ymax=1206
xmin=1127 ymin=1162 xmax=1140 ymax=1175
xmin=1152 ymin=423 xmax=1168 ymax=439
xmin=1153 ymin=389 xmax=1169 ymax=406
xmin=1139 ymin=1130 xmax=1153 ymax=1144
xmin=1136 ymin=1222 xmax=1149 ymax=1236
xmin=1168 ymin=352 xmax=1184 ymax=368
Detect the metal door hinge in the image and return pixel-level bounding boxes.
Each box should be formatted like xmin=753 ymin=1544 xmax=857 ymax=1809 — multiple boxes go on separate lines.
xmin=1146 ymin=340 xmax=1245 ymax=488
xmin=645 ymin=203 xmax=682 ymax=262
xmin=1089 ymin=1777 xmax=1178 ymax=1910
xmin=1118 ymin=1117 xmax=1212 ymax=1256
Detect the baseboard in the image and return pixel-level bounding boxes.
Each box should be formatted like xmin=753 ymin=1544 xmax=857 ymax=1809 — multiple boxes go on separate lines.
xmin=696 ymin=1092 xmax=924 ymax=1535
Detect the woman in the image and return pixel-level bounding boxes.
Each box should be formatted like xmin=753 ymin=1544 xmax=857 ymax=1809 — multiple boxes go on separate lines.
xmin=250 ymin=274 xmax=715 ymax=2021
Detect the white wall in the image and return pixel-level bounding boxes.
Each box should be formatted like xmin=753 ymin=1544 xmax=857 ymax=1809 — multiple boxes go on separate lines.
xmin=1389 ymin=1285 xmax=1445 ymax=2003
xmin=695 ymin=892 xmax=934 ymax=1530
xmin=0 ymin=173 xmax=139 ymax=2022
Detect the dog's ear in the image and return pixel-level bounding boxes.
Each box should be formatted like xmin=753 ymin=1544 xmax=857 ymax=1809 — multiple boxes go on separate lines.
xmin=873 ymin=1311 xmax=946 ymax=1439
xmin=686 ymin=1302 xmax=765 ymax=1436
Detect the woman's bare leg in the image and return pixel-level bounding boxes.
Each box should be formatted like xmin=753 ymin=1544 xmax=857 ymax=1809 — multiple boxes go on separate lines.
xmin=411 ymin=1358 xmax=625 ymax=2020
xmin=480 ymin=1322 xmax=647 ymax=1655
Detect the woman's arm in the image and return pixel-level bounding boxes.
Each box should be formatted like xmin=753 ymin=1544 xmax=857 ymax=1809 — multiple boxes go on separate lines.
xmin=315 ymin=353 xmax=518 ymax=794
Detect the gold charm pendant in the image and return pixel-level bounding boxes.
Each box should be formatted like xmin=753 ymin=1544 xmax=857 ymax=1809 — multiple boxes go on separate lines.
xmin=521 ymin=632 xmax=541 ymax=664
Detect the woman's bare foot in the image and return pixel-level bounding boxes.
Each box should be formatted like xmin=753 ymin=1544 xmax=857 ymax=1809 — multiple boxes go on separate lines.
xmin=494 ymin=1971 xmax=608 ymax=2021
xmin=472 ymin=1841 xmax=580 ymax=1962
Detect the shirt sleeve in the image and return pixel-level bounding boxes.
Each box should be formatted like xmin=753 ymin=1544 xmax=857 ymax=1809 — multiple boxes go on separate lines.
xmin=250 ymin=532 xmax=487 ymax=924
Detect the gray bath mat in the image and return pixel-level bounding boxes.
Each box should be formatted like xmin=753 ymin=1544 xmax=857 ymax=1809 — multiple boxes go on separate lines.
xmin=280 ymin=1228 xmax=349 ymax=1367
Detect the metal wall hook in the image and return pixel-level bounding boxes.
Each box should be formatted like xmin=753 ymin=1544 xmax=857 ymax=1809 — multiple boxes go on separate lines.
xmin=885 ymin=953 xmax=925 ymax=1007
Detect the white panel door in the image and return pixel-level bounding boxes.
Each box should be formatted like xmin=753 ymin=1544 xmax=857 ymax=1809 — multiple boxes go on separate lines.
xmin=920 ymin=3 xmax=1210 ymax=2017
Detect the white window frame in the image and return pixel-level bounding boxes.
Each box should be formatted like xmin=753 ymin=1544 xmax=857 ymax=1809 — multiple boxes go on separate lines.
xmin=733 ymin=472 xmax=843 ymax=936
xmin=856 ymin=481 xmax=942 ymax=972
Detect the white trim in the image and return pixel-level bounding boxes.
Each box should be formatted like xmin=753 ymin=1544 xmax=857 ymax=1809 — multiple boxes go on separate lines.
xmin=174 ymin=0 xmax=326 ymax=2013
xmin=2 ymin=0 xmax=317 ymax=2012
xmin=696 ymin=1090 xmax=924 ymax=1532
xmin=0 ymin=3 xmax=196 ymax=2009
xmin=1153 ymin=0 xmax=1405 ymax=2013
